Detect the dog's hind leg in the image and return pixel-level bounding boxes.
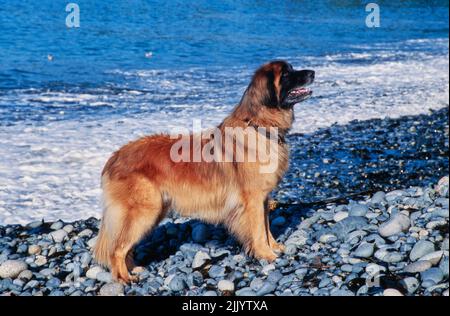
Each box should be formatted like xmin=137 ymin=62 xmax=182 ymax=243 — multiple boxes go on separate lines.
xmin=95 ymin=175 xmax=166 ymax=283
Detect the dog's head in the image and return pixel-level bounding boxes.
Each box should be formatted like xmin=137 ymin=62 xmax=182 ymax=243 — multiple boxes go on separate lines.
xmin=245 ymin=60 xmax=315 ymax=109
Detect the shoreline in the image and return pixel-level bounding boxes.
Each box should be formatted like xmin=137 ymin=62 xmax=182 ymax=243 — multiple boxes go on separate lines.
xmin=0 ymin=107 xmax=448 ymax=296
xmin=0 ymin=176 xmax=448 ymax=296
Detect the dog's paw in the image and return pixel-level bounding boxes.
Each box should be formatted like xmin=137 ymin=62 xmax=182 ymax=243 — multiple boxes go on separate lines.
xmin=271 ymin=243 xmax=285 ymax=254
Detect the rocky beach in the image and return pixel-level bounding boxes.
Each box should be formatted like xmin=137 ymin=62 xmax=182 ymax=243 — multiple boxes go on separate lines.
xmin=0 ymin=108 xmax=448 ymax=296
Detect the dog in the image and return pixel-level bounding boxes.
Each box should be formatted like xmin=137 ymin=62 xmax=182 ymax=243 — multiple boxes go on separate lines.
xmin=94 ymin=60 xmax=315 ymax=282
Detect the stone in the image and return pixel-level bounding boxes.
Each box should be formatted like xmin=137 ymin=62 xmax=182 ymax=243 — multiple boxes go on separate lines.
xmin=169 ymin=275 xmax=186 ymax=292
xmin=401 ymin=277 xmax=420 ymax=294
xmin=383 ymin=288 xmax=403 ymax=296
xmin=86 ymin=266 xmax=104 ymax=280
xmin=404 ymin=260 xmax=432 ymax=273
xmin=378 ymin=213 xmax=411 ymax=237
xmin=319 ymin=233 xmax=337 ymax=243
xmin=331 ymin=216 xmax=368 ymax=240
xmin=78 ymin=229 xmax=93 ymax=238
xmin=217 ymin=280 xmax=234 ymax=292
xmin=99 ymin=283 xmax=124 ymax=296
xmin=208 ymin=265 xmax=226 ymax=279
xmin=410 ymin=240 xmax=435 ymax=261
xmin=374 ymin=249 xmax=403 ymax=263
xmin=439 ymin=257 xmax=449 ymax=278
xmin=191 ymin=224 xmax=209 ymax=243
xmin=261 ymin=264 xmax=276 ymax=275
xmin=96 ymin=272 xmax=113 ymax=283
xmin=50 ymin=221 xmax=64 ymax=230
xmin=192 ymin=251 xmax=211 ymax=269
xmin=418 ymin=251 xmax=446 ymax=266
xmin=28 ymin=245 xmax=41 ymax=255
xmin=421 ymin=268 xmax=444 ymax=284
xmin=0 ymin=260 xmax=28 ymax=279
xmin=235 ymin=287 xmax=257 ymax=296
xmin=49 ymin=229 xmax=68 ymax=243
xmin=17 ymin=270 xmax=33 ymax=281
xmin=256 ymin=281 xmax=276 ymax=296
xmin=349 ymin=204 xmax=369 ymax=217
xmin=272 ymin=216 xmax=286 ymax=227
xmin=334 ymin=211 xmax=349 ymax=222
xmin=352 ymin=242 xmax=374 ymax=258
xmin=34 ymin=255 xmax=47 ymax=267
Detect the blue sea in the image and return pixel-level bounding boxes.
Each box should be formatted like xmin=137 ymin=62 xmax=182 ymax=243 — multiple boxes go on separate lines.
xmin=0 ymin=0 xmax=448 ymax=223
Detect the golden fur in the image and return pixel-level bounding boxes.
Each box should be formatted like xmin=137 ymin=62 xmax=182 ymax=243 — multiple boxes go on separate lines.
xmin=94 ymin=61 xmax=296 ymax=283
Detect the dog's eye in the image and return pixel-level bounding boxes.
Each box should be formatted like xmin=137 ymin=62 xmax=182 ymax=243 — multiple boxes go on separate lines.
xmin=282 ymin=72 xmax=289 ymax=78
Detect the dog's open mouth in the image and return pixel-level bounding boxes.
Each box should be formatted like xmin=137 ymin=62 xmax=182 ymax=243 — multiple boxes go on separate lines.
xmin=286 ymin=87 xmax=313 ymax=103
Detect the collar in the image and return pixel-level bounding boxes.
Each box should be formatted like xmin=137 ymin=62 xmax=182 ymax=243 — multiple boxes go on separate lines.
xmin=244 ymin=119 xmax=286 ymax=145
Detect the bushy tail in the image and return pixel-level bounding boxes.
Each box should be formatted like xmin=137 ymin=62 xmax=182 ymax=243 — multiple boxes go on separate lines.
xmin=93 ymin=220 xmax=113 ymax=267
xmin=93 ymin=178 xmax=122 ymax=268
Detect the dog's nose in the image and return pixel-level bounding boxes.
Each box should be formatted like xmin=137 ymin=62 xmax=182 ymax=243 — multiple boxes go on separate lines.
xmin=306 ymin=70 xmax=315 ymax=80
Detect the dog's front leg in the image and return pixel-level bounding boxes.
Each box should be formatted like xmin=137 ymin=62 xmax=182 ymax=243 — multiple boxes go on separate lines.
xmin=231 ymin=193 xmax=278 ymax=262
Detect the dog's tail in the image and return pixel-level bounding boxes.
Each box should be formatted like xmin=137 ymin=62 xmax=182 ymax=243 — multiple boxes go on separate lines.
xmin=93 ymin=176 xmax=122 ymax=267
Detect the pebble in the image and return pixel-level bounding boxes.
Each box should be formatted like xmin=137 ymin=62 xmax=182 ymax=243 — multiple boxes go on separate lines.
xmin=192 ymin=251 xmax=211 ymax=269
xmin=272 ymin=216 xmax=286 ymax=227
xmin=17 ymin=270 xmax=33 ymax=281
xmin=349 ymin=204 xmax=369 ymax=217
xmin=191 ymin=224 xmax=209 ymax=243
xmin=28 ymin=245 xmax=41 ymax=255
xmin=383 ymin=288 xmax=404 ymax=296
xmin=374 ymin=249 xmax=403 ymax=263
xmin=235 ymin=287 xmax=257 ymax=296
xmin=0 ymin=260 xmax=28 ymax=279
xmin=49 ymin=229 xmax=68 ymax=243
xmin=401 ymin=277 xmax=420 ymax=294
xmin=421 ymin=268 xmax=444 ymax=284
xmin=99 ymin=283 xmax=124 ymax=296
xmin=319 ymin=233 xmax=338 ymax=244
xmin=256 ymin=281 xmax=277 ymax=296
xmin=334 ymin=211 xmax=349 ymax=222
xmin=352 ymin=242 xmax=374 ymax=258
xmin=378 ymin=213 xmax=411 ymax=237
xmin=410 ymin=240 xmax=435 ymax=261
xmin=404 ymin=260 xmax=432 ymax=273
xmin=419 ymin=251 xmax=445 ymax=266
xmin=96 ymin=272 xmax=113 ymax=283
xmin=261 ymin=264 xmax=276 ymax=275
xmin=439 ymin=257 xmax=449 ymax=277
xmin=50 ymin=221 xmax=64 ymax=230
xmin=169 ymin=275 xmax=186 ymax=292
xmin=86 ymin=266 xmax=104 ymax=280
xmin=217 ymin=280 xmax=234 ymax=292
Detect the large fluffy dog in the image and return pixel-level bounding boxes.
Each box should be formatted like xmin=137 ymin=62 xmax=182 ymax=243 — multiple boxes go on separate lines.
xmin=94 ymin=60 xmax=315 ymax=282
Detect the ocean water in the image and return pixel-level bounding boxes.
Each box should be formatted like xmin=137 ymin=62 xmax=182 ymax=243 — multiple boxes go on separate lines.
xmin=0 ymin=1 xmax=449 ymax=224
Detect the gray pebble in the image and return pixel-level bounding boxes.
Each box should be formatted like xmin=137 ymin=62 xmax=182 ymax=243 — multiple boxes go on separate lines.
xmin=421 ymin=268 xmax=444 ymax=284
xmin=349 ymin=204 xmax=369 ymax=217
xmin=49 ymin=229 xmax=68 ymax=243
xmin=378 ymin=213 xmax=411 ymax=237
xmin=410 ymin=240 xmax=435 ymax=261
xmin=99 ymin=283 xmax=124 ymax=296
xmin=0 ymin=260 xmax=28 ymax=279
xmin=352 ymin=242 xmax=374 ymax=258
xmin=404 ymin=260 xmax=432 ymax=273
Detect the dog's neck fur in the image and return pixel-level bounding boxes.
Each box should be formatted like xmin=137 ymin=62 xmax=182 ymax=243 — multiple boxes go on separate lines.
xmin=219 ymin=88 xmax=294 ymax=138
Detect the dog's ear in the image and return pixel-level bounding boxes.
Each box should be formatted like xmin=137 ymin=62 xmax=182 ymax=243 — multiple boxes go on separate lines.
xmin=265 ymin=68 xmax=282 ymax=107
xmin=246 ymin=67 xmax=281 ymax=108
